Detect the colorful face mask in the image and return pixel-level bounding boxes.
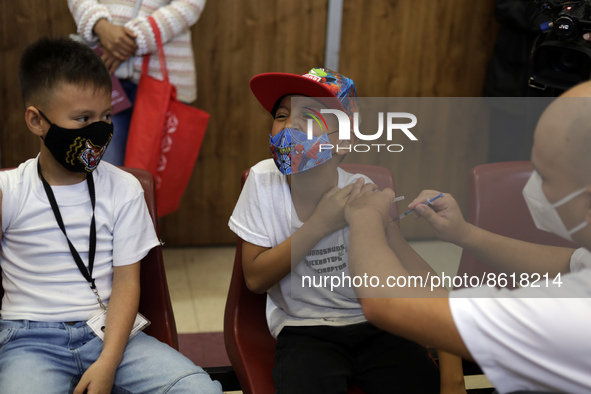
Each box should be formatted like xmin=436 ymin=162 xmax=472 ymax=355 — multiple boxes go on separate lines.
xmin=269 ymin=128 xmax=336 ymax=175
xmin=39 ymin=110 xmax=113 ymax=173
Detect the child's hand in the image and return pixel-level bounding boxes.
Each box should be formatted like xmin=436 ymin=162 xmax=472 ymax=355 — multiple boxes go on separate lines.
xmin=309 ymin=177 xmax=375 ymax=236
xmin=73 ymin=357 xmax=117 ymax=394
xmin=345 ymin=182 xmax=395 ymax=230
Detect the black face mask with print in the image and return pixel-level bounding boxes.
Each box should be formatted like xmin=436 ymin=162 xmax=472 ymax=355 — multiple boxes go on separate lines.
xmin=38 ymin=110 xmax=113 ymax=173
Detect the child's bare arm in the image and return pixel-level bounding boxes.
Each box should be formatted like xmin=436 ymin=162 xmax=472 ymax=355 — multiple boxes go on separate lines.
xmin=74 ymin=263 xmax=141 ymax=394
xmin=243 ymin=240 xmax=286 ymax=294
xmin=242 ymin=180 xmax=370 ymax=294
xmin=243 ymin=216 xmax=334 ymax=294
xmin=242 ymin=208 xmax=346 ymax=294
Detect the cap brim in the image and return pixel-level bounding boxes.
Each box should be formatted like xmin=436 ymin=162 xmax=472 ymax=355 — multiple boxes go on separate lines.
xmin=250 ymin=72 xmax=341 ymax=115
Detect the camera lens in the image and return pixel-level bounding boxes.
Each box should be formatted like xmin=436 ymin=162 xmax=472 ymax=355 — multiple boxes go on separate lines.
xmin=551 ymin=50 xmax=582 ymax=72
xmin=554 ymin=15 xmax=577 ymax=40
xmin=532 ymin=44 xmax=591 ymax=90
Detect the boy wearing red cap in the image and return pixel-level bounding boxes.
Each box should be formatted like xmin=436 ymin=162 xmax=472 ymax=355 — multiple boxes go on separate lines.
xmin=229 ymin=68 xmax=465 ymax=393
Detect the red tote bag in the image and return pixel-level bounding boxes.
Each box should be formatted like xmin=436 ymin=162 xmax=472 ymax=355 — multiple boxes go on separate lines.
xmin=125 ymin=16 xmax=209 ymax=217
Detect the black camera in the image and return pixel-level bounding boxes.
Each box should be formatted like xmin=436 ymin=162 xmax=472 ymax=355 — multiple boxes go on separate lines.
xmin=530 ymin=0 xmax=591 ymax=91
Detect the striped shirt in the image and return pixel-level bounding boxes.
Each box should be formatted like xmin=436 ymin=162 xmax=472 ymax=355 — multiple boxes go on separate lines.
xmin=68 ymin=0 xmax=205 ymax=102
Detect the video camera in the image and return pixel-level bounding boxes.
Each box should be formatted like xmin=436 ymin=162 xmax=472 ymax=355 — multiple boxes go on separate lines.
xmin=530 ymin=0 xmax=591 ymax=91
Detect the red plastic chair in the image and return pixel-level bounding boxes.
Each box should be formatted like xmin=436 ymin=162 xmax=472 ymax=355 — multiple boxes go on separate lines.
xmin=0 ymin=167 xmax=178 ymax=349
xmin=457 ymin=161 xmax=576 ymax=280
xmin=123 ymin=167 xmax=178 ymax=349
xmin=223 ymin=163 xmax=398 ymax=394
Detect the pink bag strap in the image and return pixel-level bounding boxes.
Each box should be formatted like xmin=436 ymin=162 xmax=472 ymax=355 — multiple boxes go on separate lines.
xmin=141 ymin=16 xmax=169 ymax=82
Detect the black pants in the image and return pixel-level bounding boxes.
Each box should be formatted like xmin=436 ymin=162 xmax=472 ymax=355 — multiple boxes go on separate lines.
xmin=272 ymin=323 xmax=440 ymax=394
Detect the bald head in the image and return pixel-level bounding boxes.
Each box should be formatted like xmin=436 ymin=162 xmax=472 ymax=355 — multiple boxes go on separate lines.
xmin=561 ymin=80 xmax=591 ymax=98
xmin=534 ymin=81 xmax=591 ymax=185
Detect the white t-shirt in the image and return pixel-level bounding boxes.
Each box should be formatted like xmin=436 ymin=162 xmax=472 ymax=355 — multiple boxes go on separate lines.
xmin=0 ymin=157 xmax=160 ymax=322
xmin=449 ymin=247 xmax=591 ymax=393
xmin=228 ymin=159 xmax=369 ymax=338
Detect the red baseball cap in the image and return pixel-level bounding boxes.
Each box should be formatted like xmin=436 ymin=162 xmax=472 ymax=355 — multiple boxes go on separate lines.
xmin=250 ymin=67 xmax=358 ymax=117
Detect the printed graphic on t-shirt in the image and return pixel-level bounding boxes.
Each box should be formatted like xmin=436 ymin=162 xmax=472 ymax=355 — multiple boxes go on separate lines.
xmin=305 ymin=244 xmax=347 ymax=274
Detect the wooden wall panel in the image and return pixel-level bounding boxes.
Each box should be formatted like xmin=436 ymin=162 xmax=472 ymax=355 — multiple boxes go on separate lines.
xmin=0 ymin=0 xmax=497 ymax=245
xmin=1 ymin=1 xmax=77 ymax=168
xmin=158 ymin=0 xmax=329 ymax=245
xmin=338 ymin=0 xmax=497 ymax=239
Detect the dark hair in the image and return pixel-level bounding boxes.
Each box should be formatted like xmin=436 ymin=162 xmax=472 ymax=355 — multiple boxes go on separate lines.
xmin=19 ymin=36 xmax=112 ymax=106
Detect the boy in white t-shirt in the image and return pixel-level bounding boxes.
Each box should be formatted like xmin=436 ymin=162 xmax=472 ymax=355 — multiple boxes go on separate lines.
xmin=0 ymin=37 xmax=221 ymax=394
xmin=229 ymin=68 xmax=465 ymax=393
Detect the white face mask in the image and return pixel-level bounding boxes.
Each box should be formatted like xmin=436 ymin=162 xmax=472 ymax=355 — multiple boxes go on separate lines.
xmin=522 ymin=170 xmax=588 ymax=242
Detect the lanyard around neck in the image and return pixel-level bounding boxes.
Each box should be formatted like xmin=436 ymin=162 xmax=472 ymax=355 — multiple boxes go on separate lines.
xmin=37 ymin=161 xmax=98 ymax=293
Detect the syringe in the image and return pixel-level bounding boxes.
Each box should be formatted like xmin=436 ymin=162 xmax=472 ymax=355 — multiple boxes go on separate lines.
xmin=393 ymin=192 xmax=444 ymax=221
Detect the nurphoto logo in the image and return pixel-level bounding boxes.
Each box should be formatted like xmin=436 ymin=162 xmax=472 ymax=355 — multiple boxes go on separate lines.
xmin=305 ymin=106 xmax=418 ymax=153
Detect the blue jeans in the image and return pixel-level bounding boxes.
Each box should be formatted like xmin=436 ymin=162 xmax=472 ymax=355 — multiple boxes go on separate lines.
xmin=0 ymin=320 xmax=222 ymax=394
xmin=103 ymin=79 xmax=138 ymax=166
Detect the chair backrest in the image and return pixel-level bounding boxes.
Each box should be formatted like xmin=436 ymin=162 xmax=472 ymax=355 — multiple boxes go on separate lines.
xmin=457 ymin=161 xmax=576 ymax=279
xmin=123 ymin=167 xmax=179 ymax=349
xmin=0 ymin=167 xmax=178 ymax=349
xmin=223 ymin=163 xmax=396 ymax=394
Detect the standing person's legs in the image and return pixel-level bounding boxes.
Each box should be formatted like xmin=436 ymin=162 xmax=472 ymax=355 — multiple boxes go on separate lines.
xmin=273 ymin=325 xmax=355 ymax=394
xmin=351 ymin=323 xmax=440 ymax=393
xmin=103 ymin=79 xmax=138 ymax=166
xmin=77 ymin=331 xmax=223 ymax=393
